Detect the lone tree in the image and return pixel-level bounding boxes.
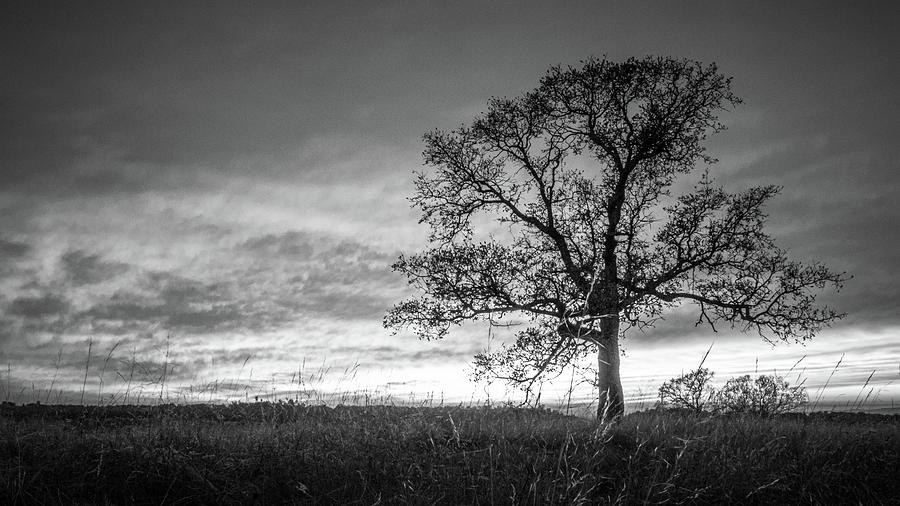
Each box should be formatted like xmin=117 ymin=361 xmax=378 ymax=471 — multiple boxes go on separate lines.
xmin=385 ymin=56 xmax=845 ymax=420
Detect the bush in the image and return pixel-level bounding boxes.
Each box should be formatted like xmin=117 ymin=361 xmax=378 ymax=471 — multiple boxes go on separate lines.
xmin=658 ymin=369 xmax=808 ymax=417
xmin=658 ymin=367 xmax=716 ymax=414
xmin=716 ymin=374 xmax=807 ymax=417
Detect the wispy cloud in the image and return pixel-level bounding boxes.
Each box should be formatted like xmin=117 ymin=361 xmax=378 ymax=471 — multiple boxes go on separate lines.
xmin=61 ymin=250 xmax=130 ymax=286
xmin=8 ymin=293 xmax=69 ymax=319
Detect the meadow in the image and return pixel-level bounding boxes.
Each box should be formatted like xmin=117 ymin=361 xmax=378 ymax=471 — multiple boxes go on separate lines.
xmin=1 ymin=401 xmax=898 ymax=505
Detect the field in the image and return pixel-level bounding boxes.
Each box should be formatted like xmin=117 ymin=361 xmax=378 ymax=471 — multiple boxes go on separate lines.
xmin=1 ymin=403 xmax=898 ymax=505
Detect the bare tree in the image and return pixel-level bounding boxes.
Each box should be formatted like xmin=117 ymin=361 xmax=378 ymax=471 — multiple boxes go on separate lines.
xmin=385 ymin=56 xmax=846 ymax=420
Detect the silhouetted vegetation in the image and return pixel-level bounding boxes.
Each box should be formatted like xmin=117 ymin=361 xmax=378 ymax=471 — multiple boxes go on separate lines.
xmin=388 ymin=55 xmax=847 ymax=420
xmin=658 ymin=368 xmax=808 ymax=416
xmin=716 ymin=374 xmax=808 ymax=417
xmin=1 ymin=402 xmax=897 ymax=504
xmin=658 ymin=367 xmax=718 ymax=414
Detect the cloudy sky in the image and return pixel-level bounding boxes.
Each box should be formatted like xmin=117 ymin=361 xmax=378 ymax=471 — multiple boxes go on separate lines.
xmin=1 ymin=1 xmax=898 ymax=411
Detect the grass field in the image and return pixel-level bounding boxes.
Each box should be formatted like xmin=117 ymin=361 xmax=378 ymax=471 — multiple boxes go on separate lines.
xmin=1 ymin=402 xmax=898 ymax=505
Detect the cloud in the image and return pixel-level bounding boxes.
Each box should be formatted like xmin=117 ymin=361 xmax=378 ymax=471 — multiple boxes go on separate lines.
xmin=82 ymin=273 xmax=247 ymax=335
xmin=296 ymin=291 xmax=395 ymax=322
xmin=8 ymin=293 xmax=68 ymax=318
xmin=0 ymin=238 xmax=30 ymax=259
xmin=167 ymin=308 xmax=244 ymax=329
xmin=235 ymin=230 xmax=404 ymax=322
xmin=50 ymin=231 xmax=405 ymax=336
xmin=241 ymin=231 xmax=316 ymax=258
xmin=239 ymin=230 xmax=395 ymax=264
xmin=61 ymin=249 xmax=130 ymax=285
xmin=0 ymin=238 xmax=32 ymax=280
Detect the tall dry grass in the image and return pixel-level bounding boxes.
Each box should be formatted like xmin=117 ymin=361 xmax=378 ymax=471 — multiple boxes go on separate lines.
xmin=0 ymin=403 xmax=897 ymax=505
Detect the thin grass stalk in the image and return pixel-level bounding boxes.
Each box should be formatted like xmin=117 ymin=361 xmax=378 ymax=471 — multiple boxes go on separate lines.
xmin=3 ymin=362 xmax=9 ymax=402
xmin=81 ymin=337 xmax=93 ymax=405
xmin=812 ymin=354 xmax=843 ymax=411
xmin=851 ymin=370 xmax=875 ymax=410
xmin=46 ymin=349 xmax=62 ymax=404
xmin=98 ymin=340 xmax=121 ymax=405
xmin=159 ymin=333 xmax=171 ymax=403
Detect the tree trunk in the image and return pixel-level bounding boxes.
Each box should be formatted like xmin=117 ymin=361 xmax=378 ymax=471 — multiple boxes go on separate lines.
xmin=596 ymin=316 xmax=625 ymax=420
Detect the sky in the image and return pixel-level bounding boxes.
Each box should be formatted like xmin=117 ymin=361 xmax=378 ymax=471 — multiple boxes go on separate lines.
xmin=1 ymin=1 xmax=898 ymax=412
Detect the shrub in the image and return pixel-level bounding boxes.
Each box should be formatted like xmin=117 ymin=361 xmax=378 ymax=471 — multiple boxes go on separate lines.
xmin=716 ymin=374 xmax=807 ymax=417
xmin=658 ymin=367 xmax=716 ymax=414
xmin=658 ymin=369 xmax=808 ymax=417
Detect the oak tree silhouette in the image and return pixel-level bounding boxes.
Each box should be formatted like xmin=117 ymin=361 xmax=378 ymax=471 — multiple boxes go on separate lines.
xmin=385 ymin=56 xmax=846 ymax=420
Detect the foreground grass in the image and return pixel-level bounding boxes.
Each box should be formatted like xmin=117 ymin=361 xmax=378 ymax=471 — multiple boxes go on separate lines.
xmin=1 ymin=403 xmax=898 ymax=505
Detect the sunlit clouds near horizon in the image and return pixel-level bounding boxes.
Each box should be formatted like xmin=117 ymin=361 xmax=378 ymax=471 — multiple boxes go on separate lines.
xmin=1 ymin=1 xmax=898 ymax=411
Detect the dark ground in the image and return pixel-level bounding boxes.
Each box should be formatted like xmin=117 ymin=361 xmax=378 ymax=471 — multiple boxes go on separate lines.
xmin=1 ymin=402 xmax=898 ymax=505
